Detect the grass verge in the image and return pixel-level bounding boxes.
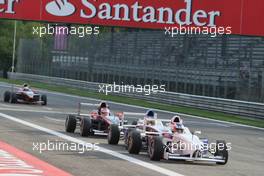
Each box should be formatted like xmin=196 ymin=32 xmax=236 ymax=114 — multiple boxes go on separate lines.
xmin=0 ymin=78 xmax=263 ymax=128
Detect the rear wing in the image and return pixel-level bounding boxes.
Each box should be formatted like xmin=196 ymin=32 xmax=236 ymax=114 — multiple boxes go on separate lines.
xmin=77 ymin=102 xmax=98 ymax=116
xmin=77 ymin=102 xmax=125 ymax=119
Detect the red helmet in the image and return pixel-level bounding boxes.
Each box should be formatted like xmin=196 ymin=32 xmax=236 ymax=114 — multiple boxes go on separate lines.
xmin=100 ymin=107 xmax=110 ymax=117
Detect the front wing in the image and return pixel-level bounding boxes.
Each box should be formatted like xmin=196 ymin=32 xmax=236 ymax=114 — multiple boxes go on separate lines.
xmin=164 ymin=152 xmax=226 ymax=163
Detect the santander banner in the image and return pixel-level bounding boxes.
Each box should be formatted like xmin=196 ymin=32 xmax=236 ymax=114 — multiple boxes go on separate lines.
xmin=0 ymin=0 xmax=263 ymax=36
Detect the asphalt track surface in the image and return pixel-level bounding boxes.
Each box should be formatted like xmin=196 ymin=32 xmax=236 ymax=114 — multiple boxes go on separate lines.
xmin=0 ymin=82 xmax=263 ymax=176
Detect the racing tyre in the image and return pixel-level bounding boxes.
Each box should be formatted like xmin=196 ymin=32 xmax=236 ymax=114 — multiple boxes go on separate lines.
xmin=80 ymin=117 xmax=92 ymax=137
xmin=215 ymin=140 xmax=228 ymax=165
xmin=127 ymin=130 xmax=142 ymax=154
xmin=65 ymin=115 xmax=77 ymax=133
xmin=108 ymin=124 xmax=120 ymax=145
xmin=4 ymin=91 xmax=11 ymax=102
xmin=148 ymin=136 xmax=164 ymax=161
xmin=41 ymin=95 xmax=47 ymax=105
xmin=124 ymin=128 xmax=133 ymax=149
xmin=132 ymin=120 xmax=137 ymax=125
xmin=10 ymin=93 xmax=17 ymax=104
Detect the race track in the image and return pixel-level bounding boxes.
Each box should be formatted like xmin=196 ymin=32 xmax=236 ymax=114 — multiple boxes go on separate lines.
xmin=0 ymin=82 xmax=263 ymax=176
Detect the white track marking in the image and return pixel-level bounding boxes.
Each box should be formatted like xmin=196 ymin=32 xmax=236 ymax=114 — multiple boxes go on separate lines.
xmin=0 ymin=107 xmax=69 ymax=114
xmin=0 ymin=83 xmax=263 ymax=130
xmin=42 ymin=107 xmax=53 ymax=111
xmin=257 ymin=137 xmax=264 ymax=141
xmin=159 ymin=119 xmax=230 ymax=127
xmin=0 ymin=103 xmax=15 ymax=108
xmin=0 ymin=113 xmax=184 ymax=176
xmin=79 ymin=103 xmax=98 ymax=106
xmin=0 ymin=107 xmax=144 ymax=118
xmin=183 ymin=120 xmax=231 ymax=127
xmin=44 ymin=116 xmax=64 ymax=122
xmin=124 ymin=112 xmax=145 ymax=116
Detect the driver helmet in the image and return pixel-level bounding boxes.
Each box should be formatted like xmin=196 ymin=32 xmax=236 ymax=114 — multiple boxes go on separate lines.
xmin=145 ymin=110 xmax=155 ymax=118
xmin=99 ymin=102 xmax=108 ymax=108
xmin=172 ymin=123 xmax=184 ymax=133
xmin=171 ymin=115 xmax=183 ymax=124
xmin=100 ymin=107 xmax=110 ymax=117
xmin=22 ymin=83 xmax=30 ymax=91
xmin=23 ymin=83 xmax=29 ymax=88
xmin=171 ymin=115 xmax=184 ymax=133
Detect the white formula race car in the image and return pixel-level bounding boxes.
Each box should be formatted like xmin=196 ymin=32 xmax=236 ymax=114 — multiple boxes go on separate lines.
xmin=125 ymin=113 xmax=229 ymax=165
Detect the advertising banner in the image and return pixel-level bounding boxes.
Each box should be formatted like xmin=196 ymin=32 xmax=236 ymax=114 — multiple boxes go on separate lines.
xmin=0 ymin=0 xmax=263 ymax=36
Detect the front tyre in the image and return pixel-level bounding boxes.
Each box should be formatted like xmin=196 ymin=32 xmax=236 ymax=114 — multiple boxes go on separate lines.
xmin=80 ymin=117 xmax=92 ymax=137
xmin=127 ymin=130 xmax=142 ymax=154
xmin=148 ymin=136 xmax=164 ymax=161
xmin=215 ymin=140 xmax=228 ymax=165
xmin=108 ymin=124 xmax=120 ymax=145
xmin=41 ymin=95 xmax=47 ymax=105
xmin=131 ymin=120 xmax=138 ymax=125
xmin=65 ymin=115 xmax=77 ymax=133
xmin=10 ymin=93 xmax=17 ymax=104
xmin=4 ymin=91 xmax=11 ymax=102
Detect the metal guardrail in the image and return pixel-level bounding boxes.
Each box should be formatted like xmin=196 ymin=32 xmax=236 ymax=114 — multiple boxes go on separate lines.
xmin=8 ymin=72 xmax=264 ymax=119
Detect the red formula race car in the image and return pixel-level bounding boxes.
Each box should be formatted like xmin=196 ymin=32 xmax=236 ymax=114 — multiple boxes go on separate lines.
xmin=65 ymin=102 xmax=127 ymax=144
xmin=3 ymin=87 xmax=47 ymax=105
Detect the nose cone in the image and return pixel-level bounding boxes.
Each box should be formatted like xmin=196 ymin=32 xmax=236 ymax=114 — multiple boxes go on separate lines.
xmin=27 ymin=92 xmax=34 ymax=98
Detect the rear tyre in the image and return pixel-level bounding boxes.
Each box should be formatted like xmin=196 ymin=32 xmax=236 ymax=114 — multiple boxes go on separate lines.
xmin=148 ymin=136 xmax=164 ymax=161
xmin=41 ymin=95 xmax=47 ymax=105
xmin=127 ymin=130 xmax=142 ymax=154
xmin=215 ymin=140 xmax=228 ymax=165
xmin=4 ymin=91 xmax=11 ymax=102
xmin=65 ymin=115 xmax=77 ymax=133
xmin=80 ymin=117 xmax=92 ymax=137
xmin=124 ymin=128 xmax=133 ymax=149
xmin=10 ymin=93 xmax=17 ymax=104
xmin=108 ymin=124 xmax=120 ymax=145
xmin=132 ymin=120 xmax=138 ymax=125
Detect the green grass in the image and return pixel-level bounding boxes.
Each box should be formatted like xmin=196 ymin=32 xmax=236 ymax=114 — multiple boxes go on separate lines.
xmin=0 ymin=78 xmax=263 ymax=128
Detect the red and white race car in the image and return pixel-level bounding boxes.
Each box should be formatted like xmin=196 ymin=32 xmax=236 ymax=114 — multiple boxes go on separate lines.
xmin=3 ymin=87 xmax=47 ymax=105
xmin=65 ymin=102 xmax=127 ymax=144
xmin=124 ymin=112 xmax=229 ymax=165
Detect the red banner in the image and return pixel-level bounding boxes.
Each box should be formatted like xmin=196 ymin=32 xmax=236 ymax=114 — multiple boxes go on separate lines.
xmin=0 ymin=0 xmax=263 ymax=36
